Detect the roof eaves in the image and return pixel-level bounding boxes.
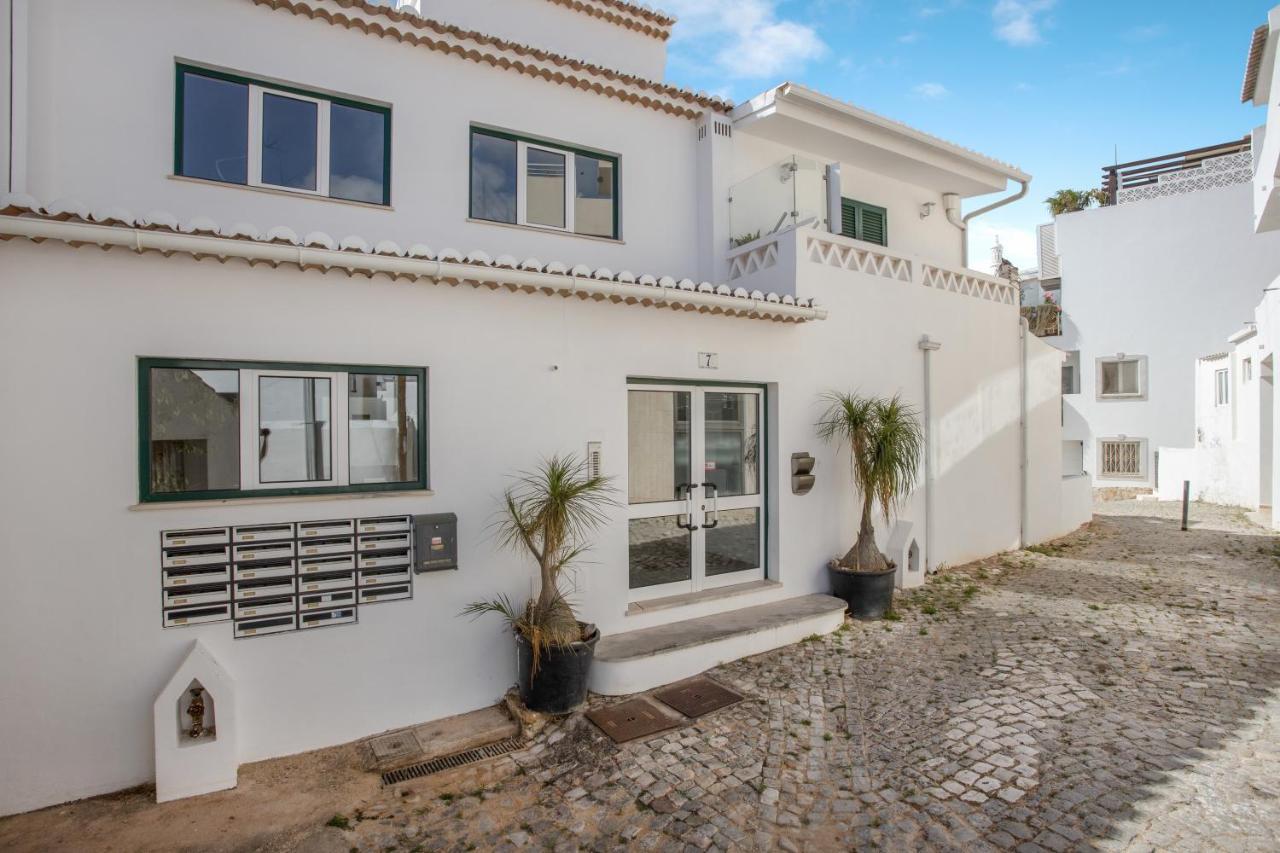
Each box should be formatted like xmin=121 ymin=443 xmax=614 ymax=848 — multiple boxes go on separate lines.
xmin=770 ymin=83 xmax=1031 ymax=183
xmin=0 ymin=194 xmax=821 ymax=323
xmin=544 ymin=0 xmax=676 ymax=40
xmin=251 ymin=0 xmax=731 ymax=117
xmin=1242 ymin=23 xmax=1269 ymax=103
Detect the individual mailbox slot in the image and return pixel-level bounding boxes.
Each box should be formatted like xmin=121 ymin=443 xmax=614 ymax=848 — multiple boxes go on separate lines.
xmin=297 ymin=519 xmax=354 ymax=539
xmin=296 ymin=536 xmax=353 ymax=558
xmin=233 ymin=522 xmax=295 ymax=543
xmin=358 ymin=566 xmax=412 ymax=587
xmin=299 ymin=589 xmax=356 ymax=611
xmin=233 ymin=576 xmax=296 ymax=601
xmin=357 ymin=515 xmax=412 ymax=534
xmin=233 ymin=558 xmax=295 ymax=581
xmin=300 ymin=607 xmax=357 ymax=630
xmin=358 ymin=549 xmax=411 ymax=570
xmin=298 ymin=554 xmax=355 ymax=575
xmin=162 ymin=545 xmax=230 ymax=569
xmin=233 ymin=596 xmax=296 ymax=619
xmin=163 ymin=565 xmax=231 ymax=588
xmin=164 ymin=603 xmax=230 ymax=628
xmin=162 ymin=527 xmax=230 ymax=549
xmin=358 ymin=532 xmax=412 ymax=552
xmin=234 ymin=613 xmax=296 ymax=638
xmin=297 ymin=571 xmax=355 ymax=593
xmin=233 ymin=540 xmax=295 ymax=563
xmin=359 ymin=584 xmax=411 ymax=605
xmin=163 ymin=583 xmax=230 ymax=609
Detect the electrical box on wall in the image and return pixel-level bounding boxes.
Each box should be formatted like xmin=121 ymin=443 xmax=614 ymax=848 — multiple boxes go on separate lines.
xmin=413 ymin=512 xmax=458 ymax=573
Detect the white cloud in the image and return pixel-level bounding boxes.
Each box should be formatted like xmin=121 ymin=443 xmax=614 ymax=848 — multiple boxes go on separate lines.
xmin=898 ymin=31 xmax=922 ymax=44
xmin=913 ymin=82 xmax=949 ymax=98
xmin=992 ymin=0 xmax=1055 ymax=46
xmin=665 ymin=0 xmax=827 ymax=79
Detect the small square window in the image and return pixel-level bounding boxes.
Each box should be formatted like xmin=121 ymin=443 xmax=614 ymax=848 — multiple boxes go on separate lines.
xmin=1099 ymin=357 xmax=1143 ymax=398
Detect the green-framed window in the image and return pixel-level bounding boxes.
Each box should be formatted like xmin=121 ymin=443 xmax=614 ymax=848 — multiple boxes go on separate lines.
xmin=138 ymin=358 xmax=427 ymax=503
xmin=175 ymin=64 xmax=392 ymax=206
xmin=839 ymin=198 xmax=888 ymax=247
xmin=469 ymin=126 xmax=619 ymax=239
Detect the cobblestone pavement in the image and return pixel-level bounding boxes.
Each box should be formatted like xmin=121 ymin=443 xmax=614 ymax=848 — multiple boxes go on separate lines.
xmin=333 ymin=500 xmax=1280 ymax=853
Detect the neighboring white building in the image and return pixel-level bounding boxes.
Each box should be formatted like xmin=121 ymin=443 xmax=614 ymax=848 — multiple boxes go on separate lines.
xmin=0 ymin=0 xmax=1085 ymax=815
xmin=1039 ymin=134 xmax=1280 ymax=489
xmin=1156 ymin=6 xmax=1280 ymax=521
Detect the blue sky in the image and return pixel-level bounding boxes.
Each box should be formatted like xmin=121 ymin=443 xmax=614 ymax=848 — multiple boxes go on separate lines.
xmin=659 ymin=0 xmax=1270 ymax=269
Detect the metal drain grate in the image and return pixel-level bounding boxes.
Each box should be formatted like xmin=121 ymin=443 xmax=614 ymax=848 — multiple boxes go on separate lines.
xmin=380 ymin=737 xmax=525 ymax=785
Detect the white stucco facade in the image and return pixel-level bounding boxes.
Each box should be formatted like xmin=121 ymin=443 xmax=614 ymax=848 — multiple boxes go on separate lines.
xmin=0 ymin=0 xmax=1082 ymax=816
xmin=1046 ymin=177 xmax=1280 ymax=488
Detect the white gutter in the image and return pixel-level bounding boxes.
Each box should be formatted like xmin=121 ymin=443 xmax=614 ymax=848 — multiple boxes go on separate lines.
xmin=0 ymin=214 xmax=827 ymax=323
xmin=943 ymin=179 xmax=1031 ymax=268
xmin=918 ymin=334 xmax=941 ymax=572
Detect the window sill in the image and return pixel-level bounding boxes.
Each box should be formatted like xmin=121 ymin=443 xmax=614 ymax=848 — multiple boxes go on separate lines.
xmin=466 ymin=218 xmax=624 ymax=245
xmin=168 ymin=174 xmax=394 ymax=212
xmin=130 ymin=489 xmax=433 ymax=511
xmin=626 ymin=579 xmax=779 ymax=616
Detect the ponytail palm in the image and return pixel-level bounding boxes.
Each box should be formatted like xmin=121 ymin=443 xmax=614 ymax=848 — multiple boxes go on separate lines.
xmin=817 ymin=392 xmax=923 ymax=572
xmin=463 ymin=455 xmax=615 ymax=675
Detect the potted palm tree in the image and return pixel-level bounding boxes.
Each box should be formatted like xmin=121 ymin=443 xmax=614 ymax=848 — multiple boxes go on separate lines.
xmin=464 ymin=455 xmax=615 ymax=714
xmin=817 ymin=392 xmax=923 ymax=619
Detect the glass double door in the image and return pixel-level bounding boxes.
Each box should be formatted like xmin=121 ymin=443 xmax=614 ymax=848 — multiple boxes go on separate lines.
xmin=627 ymin=384 xmax=765 ymax=600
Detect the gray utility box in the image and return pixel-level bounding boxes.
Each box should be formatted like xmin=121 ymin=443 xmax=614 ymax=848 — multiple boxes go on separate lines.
xmin=413 ymin=513 xmax=458 ymax=573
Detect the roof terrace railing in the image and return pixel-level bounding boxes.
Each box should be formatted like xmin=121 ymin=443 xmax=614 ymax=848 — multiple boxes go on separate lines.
xmin=1101 ymin=136 xmax=1252 ymax=205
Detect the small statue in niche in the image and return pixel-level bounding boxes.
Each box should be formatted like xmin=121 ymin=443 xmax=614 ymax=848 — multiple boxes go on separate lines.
xmin=187 ymin=686 xmax=207 ymax=739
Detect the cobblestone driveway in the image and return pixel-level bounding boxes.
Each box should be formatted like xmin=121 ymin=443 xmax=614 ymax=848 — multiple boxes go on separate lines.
xmin=339 ymin=500 xmax=1280 ymax=853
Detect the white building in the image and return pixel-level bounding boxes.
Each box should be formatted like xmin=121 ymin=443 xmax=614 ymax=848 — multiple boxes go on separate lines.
xmin=1156 ymin=5 xmax=1280 ymax=521
xmin=1039 ymin=132 xmax=1280 ymax=488
xmin=0 ymin=0 xmax=1086 ymax=815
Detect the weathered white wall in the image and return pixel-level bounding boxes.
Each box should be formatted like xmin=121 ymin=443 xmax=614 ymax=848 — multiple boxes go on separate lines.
xmin=1053 ymin=182 xmax=1280 ymax=487
xmin=0 ymin=232 xmax=1067 ymax=814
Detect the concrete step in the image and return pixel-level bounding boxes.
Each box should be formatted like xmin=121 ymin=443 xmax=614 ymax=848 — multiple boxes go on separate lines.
xmin=365 ymin=705 xmax=519 ymax=772
xmin=589 ymin=593 xmax=847 ymax=696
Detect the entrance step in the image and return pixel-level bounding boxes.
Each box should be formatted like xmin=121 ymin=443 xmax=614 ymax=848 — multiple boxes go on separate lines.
xmin=363 ymin=704 xmax=519 ymax=772
xmin=590 ymin=594 xmax=847 ymax=696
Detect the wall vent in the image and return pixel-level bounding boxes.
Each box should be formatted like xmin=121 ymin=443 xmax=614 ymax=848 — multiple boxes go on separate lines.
xmin=587 ymin=442 xmax=603 ymax=479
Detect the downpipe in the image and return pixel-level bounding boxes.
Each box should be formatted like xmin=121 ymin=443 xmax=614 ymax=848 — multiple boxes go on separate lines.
xmin=943 ymin=179 xmax=1030 ymax=268
xmin=1019 ymin=316 xmax=1028 ymax=549
xmin=918 ymin=335 xmax=942 ymax=572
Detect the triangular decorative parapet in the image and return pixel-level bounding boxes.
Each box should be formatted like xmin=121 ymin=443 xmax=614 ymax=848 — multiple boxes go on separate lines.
xmin=153 ymin=641 xmax=238 ymax=802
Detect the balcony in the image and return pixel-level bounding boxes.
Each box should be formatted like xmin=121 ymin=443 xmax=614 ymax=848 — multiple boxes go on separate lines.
xmin=1020 ymin=302 xmax=1061 ymax=337
xmin=725 ymin=225 xmax=1018 ymax=307
xmin=1100 ymin=137 xmax=1253 ymax=206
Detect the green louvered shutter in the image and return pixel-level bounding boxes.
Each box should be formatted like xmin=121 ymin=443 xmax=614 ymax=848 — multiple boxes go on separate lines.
xmin=840 ymin=198 xmax=857 ymax=238
xmin=859 ymin=204 xmax=887 ymax=246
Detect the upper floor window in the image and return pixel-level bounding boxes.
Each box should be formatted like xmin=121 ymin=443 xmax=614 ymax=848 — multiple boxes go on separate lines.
xmin=1215 ymin=368 xmax=1230 ymax=406
xmin=840 ymin=198 xmax=887 ymax=246
xmin=1098 ymin=356 xmax=1144 ymax=399
xmin=469 ymin=127 xmax=619 ymax=239
xmin=176 ymin=65 xmax=391 ymax=206
xmin=140 ymin=358 xmax=426 ymax=503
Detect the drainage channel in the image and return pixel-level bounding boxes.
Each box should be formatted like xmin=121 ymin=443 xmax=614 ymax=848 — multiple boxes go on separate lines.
xmin=380 ymin=737 xmax=526 ymax=786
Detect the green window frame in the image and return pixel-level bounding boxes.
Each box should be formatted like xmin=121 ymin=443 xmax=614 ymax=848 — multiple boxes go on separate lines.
xmin=138 ymin=357 xmax=428 ymax=503
xmin=174 ymin=63 xmax=393 ymax=206
xmin=840 ymin=198 xmax=888 ymax=247
xmin=468 ymin=126 xmax=620 ymax=240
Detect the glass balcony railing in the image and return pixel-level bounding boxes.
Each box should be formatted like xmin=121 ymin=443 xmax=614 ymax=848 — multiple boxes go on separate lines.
xmin=728 ymin=155 xmax=827 ymax=248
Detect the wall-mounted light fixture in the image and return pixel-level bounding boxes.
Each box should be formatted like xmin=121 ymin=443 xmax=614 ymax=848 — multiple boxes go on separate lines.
xmin=919 ymin=202 xmax=936 ymax=219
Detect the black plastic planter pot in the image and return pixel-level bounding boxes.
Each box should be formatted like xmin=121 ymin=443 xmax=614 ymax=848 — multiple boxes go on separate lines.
xmin=828 ymin=565 xmax=897 ymax=620
xmin=516 ymin=623 xmax=600 ymax=714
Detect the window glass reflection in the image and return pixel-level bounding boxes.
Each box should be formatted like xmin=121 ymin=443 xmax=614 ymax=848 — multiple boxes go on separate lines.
xmin=471 ymin=132 xmax=517 ymax=223
xmin=348 ymin=374 xmax=418 ymax=484
xmin=258 ymin=376 xmax=331 ymax=483
xmin=261 ymin=93 xmax=318 ymax=191
xmin=149 ymin=368 xmax=241 ymax=493
xmin=330 ymin=103 xmax=386 ymax=203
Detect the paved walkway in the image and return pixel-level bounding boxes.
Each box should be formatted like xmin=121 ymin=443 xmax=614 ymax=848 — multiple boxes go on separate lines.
xmin=2 ymin=500 xmax=1277 ymax=852
xmin=340 ymin=500 xmax=1280 ymax=852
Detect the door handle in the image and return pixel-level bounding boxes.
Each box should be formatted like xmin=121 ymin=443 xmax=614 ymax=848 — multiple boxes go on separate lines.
xmin=675 ymin=483 xmax=700 ymax=532
xmin=702 ymin=482 xmax=720 ymax=529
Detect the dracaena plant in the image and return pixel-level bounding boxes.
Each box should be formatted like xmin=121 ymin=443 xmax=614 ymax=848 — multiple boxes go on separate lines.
xmin=463 ymin=455 xmax=615 ymax=676
xmin=817 ymin=392 xmax=923 ymax=572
